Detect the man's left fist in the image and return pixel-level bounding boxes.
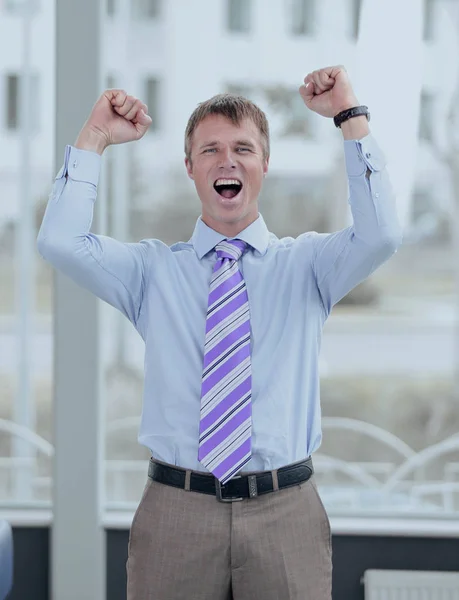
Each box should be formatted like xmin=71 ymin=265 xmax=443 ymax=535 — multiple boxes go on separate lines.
xmin=299 ymin=65 xmax=359 ymax=118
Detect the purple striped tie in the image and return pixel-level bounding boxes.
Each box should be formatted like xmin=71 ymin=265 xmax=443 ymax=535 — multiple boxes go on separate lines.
xmin=198 ymin=239 xmax=252 ymax=484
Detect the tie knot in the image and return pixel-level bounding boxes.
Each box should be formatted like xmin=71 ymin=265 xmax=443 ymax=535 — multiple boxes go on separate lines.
xmin=215 ymin=239 xmax=247 ymax=261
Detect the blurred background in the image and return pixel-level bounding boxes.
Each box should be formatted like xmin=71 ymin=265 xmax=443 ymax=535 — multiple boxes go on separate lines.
xmin=1 ymin=0 xmax=459 ymax=598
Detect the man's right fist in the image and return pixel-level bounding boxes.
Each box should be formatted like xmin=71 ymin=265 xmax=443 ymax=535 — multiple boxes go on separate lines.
xmin=75 ymin=89 xmax=153 ymax=154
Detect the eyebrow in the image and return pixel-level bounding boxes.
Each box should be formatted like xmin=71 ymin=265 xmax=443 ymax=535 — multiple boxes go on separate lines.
xmin=235 ymin=139 xmax=256 ymax=148
xmin=199 ymin=141 xmax=219 ymax=150
xmin=199 ymin=139 xmax=256 ymax=150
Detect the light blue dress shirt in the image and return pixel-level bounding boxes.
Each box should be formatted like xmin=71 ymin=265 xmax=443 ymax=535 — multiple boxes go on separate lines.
xmin=37 ymin=135 xmax=403 ymax=473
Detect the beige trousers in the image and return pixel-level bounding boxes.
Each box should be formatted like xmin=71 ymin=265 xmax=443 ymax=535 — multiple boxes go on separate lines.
xmin=126 ymin=462 xmax=332 ymax=600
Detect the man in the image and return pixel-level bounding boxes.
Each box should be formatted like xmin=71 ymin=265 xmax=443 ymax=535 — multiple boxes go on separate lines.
xmin=37 ymin=65 xmax=402 ymax=599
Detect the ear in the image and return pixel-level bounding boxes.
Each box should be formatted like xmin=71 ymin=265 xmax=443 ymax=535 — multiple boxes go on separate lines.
xmin=185 ymin=157 xmax=194 ymax=180
xmin=263 ymin=156 xmax=270 ymax=177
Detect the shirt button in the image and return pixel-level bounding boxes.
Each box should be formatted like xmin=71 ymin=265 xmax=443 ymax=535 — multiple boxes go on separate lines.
xmin=73 ymin=160 xmax=78 ymax=168
xmin=365 ymin=152 xmax=372 ymax=159
xmin=374 ymin=192 xmax=380 ymax=198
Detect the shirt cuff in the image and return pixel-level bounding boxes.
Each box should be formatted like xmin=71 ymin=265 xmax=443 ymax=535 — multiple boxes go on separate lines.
xmin=344 ymin=133 xmax=387 ymax=177
xmin=55 ymin=145 xmax=102 ymax=186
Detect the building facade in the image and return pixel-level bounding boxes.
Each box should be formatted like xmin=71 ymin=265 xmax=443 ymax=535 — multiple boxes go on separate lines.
xmin=0 ymin=0 xmax=454 ymax=236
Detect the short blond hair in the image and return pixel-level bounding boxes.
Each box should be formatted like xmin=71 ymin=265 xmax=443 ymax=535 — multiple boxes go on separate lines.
xmin=184 ymin=93 xmax=270 ymax=162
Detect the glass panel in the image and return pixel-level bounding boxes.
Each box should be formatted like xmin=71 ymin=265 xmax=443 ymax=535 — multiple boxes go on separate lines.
xmin=92 ymin=1 xmax=459 ymax=520
xmin=0 ymin=0 xmax=54 ymax=506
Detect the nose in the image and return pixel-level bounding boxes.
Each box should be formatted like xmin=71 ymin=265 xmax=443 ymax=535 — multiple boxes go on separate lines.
xmin=218 ymin=148 xmax=237 ymax=169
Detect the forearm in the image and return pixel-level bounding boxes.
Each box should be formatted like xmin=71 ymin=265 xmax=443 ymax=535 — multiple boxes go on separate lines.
xmin=312 ymin=135 xmax=403 ymax=309
xmin=37 ymin=146 xmax=101 ymax=250
xmin=344 ymin=135 xmax=402 ymax=245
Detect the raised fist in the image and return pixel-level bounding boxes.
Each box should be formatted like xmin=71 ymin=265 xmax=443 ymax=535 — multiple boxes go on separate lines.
xmin=299 ymin=66 xmax=359 ymax=118
xmin=75 ymin=89 xmax=152 ymax=154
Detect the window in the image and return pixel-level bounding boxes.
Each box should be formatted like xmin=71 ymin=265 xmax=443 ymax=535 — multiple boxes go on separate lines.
xmin=30 ymin=73 xmax=40 ymax=132
xmin=350 ymin=0 xmax=362 ymax=39
xmin=5 ymin=73 xmax=40 ymax=132
xmin=419 ymin=91 xmax=434 ymax=141
xmin=132 ymin=0 xmax=160 ymax=20
xmin=144 ymin=77 xmax=160 ymax=132
xmin=290 ymin=0 xmax=316 ymax=36
xmin=6 ymin=74 xmax=19 ymax=130
xmin=423 ymin=0 xmax=436 ymax=41
xmin=107 ymin=0 xmax=116 ymax=17
xmin=106 ymin=74 xmax=116 ymax=90
xmin=227 ymin=0 xmax=251 ymax=33
xmin=4 ymin=0 xmax=17 ymax=11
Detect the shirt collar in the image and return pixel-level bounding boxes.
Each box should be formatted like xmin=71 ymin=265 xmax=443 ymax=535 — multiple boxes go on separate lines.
xmin=190 ymin=213 xmax=270 ymax=259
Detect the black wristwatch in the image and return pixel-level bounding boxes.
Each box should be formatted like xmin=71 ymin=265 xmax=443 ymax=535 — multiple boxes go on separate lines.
xmin=334 ymin=105 xmax=370 ymax=128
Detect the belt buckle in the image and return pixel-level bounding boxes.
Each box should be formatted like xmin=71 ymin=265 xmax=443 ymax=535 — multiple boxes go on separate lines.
xmin=215 ymin=476 xmax=244 ymax=503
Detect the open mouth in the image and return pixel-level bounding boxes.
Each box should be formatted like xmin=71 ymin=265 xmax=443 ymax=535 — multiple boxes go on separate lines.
xmin=213 ymin=178 xmax=243 ymax=199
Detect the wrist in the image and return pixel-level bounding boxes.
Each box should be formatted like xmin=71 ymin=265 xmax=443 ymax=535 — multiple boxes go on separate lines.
xmin=335 ymin=98 xmax=360 ymax=114
xmin=340 ymin=115 xmax=370 ymax=140
xmin=74 ymin=128 xmax=108 ymax=155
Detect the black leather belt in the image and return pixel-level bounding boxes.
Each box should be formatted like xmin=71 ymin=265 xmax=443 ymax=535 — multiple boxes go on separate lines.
xmin=148 ymin=457 xmax=314 ymax=502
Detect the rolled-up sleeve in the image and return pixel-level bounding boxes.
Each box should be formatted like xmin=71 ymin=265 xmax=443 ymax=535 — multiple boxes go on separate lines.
xmin=37 ymin=145 xmax=151 ymax=327
xmin=311 ymin=133 xmax=403 ymax=315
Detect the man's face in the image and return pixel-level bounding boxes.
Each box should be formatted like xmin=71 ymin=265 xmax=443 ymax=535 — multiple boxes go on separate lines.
xmin=185 ymin=114 xmax=269 ymax=237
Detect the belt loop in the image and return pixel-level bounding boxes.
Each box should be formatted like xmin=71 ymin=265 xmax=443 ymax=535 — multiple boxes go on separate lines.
xmin=271 ymin=469 xmax=279 ymax=491
xmin=184 ymin=470 xmax=192 ymax=491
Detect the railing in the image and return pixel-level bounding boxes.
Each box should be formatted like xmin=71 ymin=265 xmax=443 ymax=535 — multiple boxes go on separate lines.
xmin=0 ymin=416 xmax=459 ymax=515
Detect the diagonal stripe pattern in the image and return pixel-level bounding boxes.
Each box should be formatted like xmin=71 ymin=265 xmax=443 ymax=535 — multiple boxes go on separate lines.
xmin=198 ymin=239 xmax=252 ymax=484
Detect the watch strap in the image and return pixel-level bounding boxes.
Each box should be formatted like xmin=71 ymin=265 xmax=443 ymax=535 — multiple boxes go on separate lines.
xmin=334 ymin=105 xmax=370 ymax=128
